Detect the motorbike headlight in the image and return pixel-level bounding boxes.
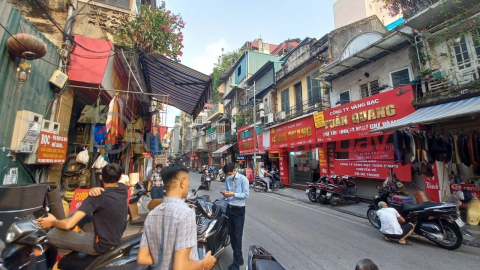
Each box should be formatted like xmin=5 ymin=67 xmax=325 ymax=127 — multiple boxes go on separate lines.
xmin=206 ymin=177 xmax=211 ymax=181
xmin=6 ymin=223 xmax=22 ymax=243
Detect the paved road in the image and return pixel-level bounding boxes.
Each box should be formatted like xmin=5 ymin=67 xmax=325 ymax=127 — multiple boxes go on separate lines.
xmin=188 ymin=172 xmax=479 ymax=270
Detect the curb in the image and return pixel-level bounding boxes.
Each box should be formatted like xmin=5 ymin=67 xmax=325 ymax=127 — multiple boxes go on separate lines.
xmin=270 ymin=189 xmax=480 ymax=249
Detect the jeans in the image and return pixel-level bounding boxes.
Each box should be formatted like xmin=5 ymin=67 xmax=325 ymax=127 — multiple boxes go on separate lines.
xmin=226 ymin=205 xmax=245 ymax=268
xmin=46 ymin=213 xmax=99 ymax=256
xmin=261 ymin=177 xmax=271 ymax=189
xmin=151 ymin=186 xmax=164 ymax=199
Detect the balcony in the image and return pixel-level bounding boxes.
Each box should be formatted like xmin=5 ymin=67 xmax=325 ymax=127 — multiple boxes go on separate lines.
xmin=274 ymin=96 xmax=328 ymax=125
xmin=401 ymin=0 xmax=479 ymax=30
xmin=207 ymin=104 xmax=224 ymax=121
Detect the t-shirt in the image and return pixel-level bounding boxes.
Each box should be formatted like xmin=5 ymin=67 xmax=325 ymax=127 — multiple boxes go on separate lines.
xmin=79 ymin=185 xmax=128 ymax=253
xmin=376 ymin=207 xmax=402 ymax=235
xmin=259 ymin=169 xmax=266 ymax=178
xmin=118 ymin=175 xmax=129 ymax=186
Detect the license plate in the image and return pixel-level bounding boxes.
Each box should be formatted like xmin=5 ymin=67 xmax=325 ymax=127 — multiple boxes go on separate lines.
xmin=455 ymin=218 xmax=465 ymax=227
xmin=316 ymin=189 xmax=321 ymax=194
xmin=305 ymin=189 xmax=309 ymax=194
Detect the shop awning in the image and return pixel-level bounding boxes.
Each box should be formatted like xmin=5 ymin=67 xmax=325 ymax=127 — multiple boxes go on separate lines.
xmin=211 ymin=144 xmax=233 ymax=157
xmin=370 ymin=96 xmax=480 ymax=133
xmin=139 ymin=53 xmax=212 ymax=119
xmin=315 ymin=32 xmax=412 ymax=82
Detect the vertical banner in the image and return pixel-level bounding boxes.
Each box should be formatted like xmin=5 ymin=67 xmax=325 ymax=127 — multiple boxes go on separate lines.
xmin=279 ymin=151 xmax=289 ymax=184
xmin=318 ymin=144 xmax=328 ymax=175
xmin=327 ymin=143 xmax=336 ymax=175
xmin=424 ymin=162 xmax=440 ymax=202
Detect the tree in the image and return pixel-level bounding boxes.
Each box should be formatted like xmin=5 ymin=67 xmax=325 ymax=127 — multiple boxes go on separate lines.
xmin=115 ymin=2 xmax=185 ymax=61
xmin=376 ymin=0 xmax=403 ymax=17
xmin=211 ymin=47 xmax=247 ymax=103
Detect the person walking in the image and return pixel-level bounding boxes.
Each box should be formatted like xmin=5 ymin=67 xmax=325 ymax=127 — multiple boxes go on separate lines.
xmin=148 ymin=164 xmax=164 ymax=199
xmin=221 ymin=163 xmax=249 ymax=270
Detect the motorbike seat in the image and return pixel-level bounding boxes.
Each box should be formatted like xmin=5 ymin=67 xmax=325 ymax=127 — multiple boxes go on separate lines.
xmin=58 ymin=233 xmax=142 ymax=270
xmin=256 ymin=259 xmax=286 ymax=270
xmin=400 ymin=202 xmax=443 ymax=214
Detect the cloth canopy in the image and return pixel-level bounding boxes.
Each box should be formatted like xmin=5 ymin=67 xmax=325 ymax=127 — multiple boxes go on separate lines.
xmin=211 ymin=144 xmax=234 ymax=157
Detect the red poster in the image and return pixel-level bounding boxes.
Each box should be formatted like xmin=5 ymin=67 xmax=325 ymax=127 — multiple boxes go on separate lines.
xmin=333 ymin=160 xmax=412 ymax=181
xmin=270 ymin=116 xmax=316 ymax=150
xmin=348 ymin=144 xmax=394 ymax=160
xmin=424 ymin=162 xmax=440 ymax=202
xmin=316 ymin=85 xmax=416 ymax=142
xmin=450 ymin=183 xmax=480 ymax=207
xmin=238 ymin=126 xmax=261 ymax=155
xmin=279 ymin=152 xmax=289 ymax=184
xmin=37 ymin=131 xmax=68 ymax=164
xmin=327 ymin=143 xmax=336 ymax=175
xmin=69 ymin=188 xmax=132 ymax=214
xmin=318 ymin=144 xmax=328 ymax=175
xmin=257 ymin=133 xmax=264 ymax=151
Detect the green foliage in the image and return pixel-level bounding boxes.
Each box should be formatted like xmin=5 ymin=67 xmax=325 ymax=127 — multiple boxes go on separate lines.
xmin=211 ymin=47 xmax=248 ymax=99
xmin=226 ymin=132 xmax=238 ymax=144
xmin=115 ymin=2 xmax=185 ymax=61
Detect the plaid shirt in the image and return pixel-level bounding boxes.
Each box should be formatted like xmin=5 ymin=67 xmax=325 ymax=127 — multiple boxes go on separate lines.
xmin=140 ymin=197 xmax=199 ymax=269
xmin=150 ymin=171 xmax=164 ymax=187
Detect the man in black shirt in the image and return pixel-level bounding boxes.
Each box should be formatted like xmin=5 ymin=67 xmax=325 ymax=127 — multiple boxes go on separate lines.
xmin=37 ymin=163 xmax=128 ymax=255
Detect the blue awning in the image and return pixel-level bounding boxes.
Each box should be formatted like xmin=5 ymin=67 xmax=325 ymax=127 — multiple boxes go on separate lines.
xmin=370 ymin=96 xmax=480 ymax=133
xmin=139 ymin=53 xmax=212 ymax=119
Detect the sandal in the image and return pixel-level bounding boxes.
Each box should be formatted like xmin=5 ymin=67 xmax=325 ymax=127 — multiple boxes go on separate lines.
xmin=384 ymin=237 xmax=391 ymax=242
xmin=398 ymin=240 xmax=412 ymax=245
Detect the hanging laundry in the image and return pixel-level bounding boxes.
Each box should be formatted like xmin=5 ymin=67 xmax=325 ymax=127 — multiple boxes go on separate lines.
xmin=404 ymin=131 xmax=416 ymax=163
xmin=393 ymin=130 xmax=404 ymax=163
xmin=423 ymin=132 xmax=433 ymax=164
xmin=458 ymin=133 xmax=471 ymax=167
xmin=466 ymin=132 xmax=478 ymax=166
xmin=453 ymin=134 xmax=462 ymax=164
xmin=473 ymin=131 xmax=480 ymax=163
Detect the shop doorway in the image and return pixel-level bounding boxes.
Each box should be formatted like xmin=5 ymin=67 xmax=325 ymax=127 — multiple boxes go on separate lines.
xmin=289 ymin=150 xmax=318 ymax=185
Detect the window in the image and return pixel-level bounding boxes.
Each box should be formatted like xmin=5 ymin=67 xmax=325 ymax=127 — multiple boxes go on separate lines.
xmin=453 ymin=36 xmax=471 ymax=70
xmin=390 ymin=68 xmax=411 ymax=88
xmin=370 ymin=80 xmax=380 ymax=95
xmin=242 ymin=129 xmax=252 ymax=139
xmin=472 ymin=28 xmax=480 ymax=60
xmin=360 ymin=83 xmax=369 ymax=98
xmin=281 ymin=88 xmax=290 ymax=113
xmin=237 ymin=66 xmax=241 ymax=76
xmin=360 ymin=80 xmax=380 ymax=98
xmin=339 ymin=90 xmax=350 ymax=105
xmin=307 ymin=70 xmax=321 ymax=106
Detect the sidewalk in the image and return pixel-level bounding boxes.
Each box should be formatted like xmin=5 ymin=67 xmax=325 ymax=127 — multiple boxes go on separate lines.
xmin=269 ymin=186 xmax=480 ymax=248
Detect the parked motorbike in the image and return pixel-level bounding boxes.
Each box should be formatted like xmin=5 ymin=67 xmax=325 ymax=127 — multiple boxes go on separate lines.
xmin=247 ymin=245 xmax=285 ymax=270
xmin=306 ymin=175 xmax=359 ymax=205
xmin=253 ymin=176 xmax=279 ymax=192
xmin=219 ymin=168 xmax=226 ymax=182
xmin=0 ymin=222 xmax=6 ymax=270
xmin=201 ymin=172 xmax=212 ymax=190
xmin=366 ymin=180 xmax=407 ymax=229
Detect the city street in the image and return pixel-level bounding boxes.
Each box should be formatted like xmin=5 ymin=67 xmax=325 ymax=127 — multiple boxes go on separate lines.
xmin=187 ymin=172 xmax=480 ymax=270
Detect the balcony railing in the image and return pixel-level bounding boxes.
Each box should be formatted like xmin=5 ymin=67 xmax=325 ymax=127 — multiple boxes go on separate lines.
xmin=401 ymin=0 xmax=438 ymax=19
xmin=208 ymin=104 xmax=224 ymax=120
xmin=274 ymin=96 xmax=328 ymax=125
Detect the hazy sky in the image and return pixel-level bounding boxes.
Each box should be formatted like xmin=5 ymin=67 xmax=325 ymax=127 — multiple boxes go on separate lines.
xmin=163 ymin=0 xmax=337 ymax=128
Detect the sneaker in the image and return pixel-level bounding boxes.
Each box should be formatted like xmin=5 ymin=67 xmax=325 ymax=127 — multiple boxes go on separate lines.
xmin=267 ymin=189 xmax=273 ymax=192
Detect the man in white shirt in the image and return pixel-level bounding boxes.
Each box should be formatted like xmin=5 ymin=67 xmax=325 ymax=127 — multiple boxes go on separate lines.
xmin=376 ymin=202 xmax=415 ymax=245
xmin=258 ymin=164 xmax=272 ymax=192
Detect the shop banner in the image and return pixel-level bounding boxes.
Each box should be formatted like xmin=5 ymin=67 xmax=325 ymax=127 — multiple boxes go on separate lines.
xmin=327 ymin=143 xmax=336 ymax=175
xmin=279 ymin=153 xmax=289 ymax=184
xmin=450 ymin=183 xmax=480 ymax=207
xmin=270 ymin=116 xmax=316 ymax=150
xmin=318 ymin=145 xmax=328 ymax=175
xmin=423 ymin=162 xmax=440 ymax=202
xmin=316 ymin=85 xmax=415 ymax=143
xmin=37 ymin=131 xmax=68 ymax=163
xmin=333 ymin=160 xmax=412 ymax=181
xmin=348 ymin=144 xmax=394 ymax=160
xmin=238 ymin=126 xmax=264 ymax=155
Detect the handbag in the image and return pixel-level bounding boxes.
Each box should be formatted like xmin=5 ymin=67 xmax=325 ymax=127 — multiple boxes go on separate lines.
xmin=78 ymin=98 xmax=108 ymax=124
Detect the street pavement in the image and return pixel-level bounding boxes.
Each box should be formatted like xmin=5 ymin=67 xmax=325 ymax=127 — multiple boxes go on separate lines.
xmin=128 ymin=172 xmax=480 ymax=270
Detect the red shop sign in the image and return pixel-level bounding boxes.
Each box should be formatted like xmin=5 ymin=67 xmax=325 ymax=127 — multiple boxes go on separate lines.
xmin=450 ymin=183 xmax=480 ymax=207
xmin=348 ymin=144 xmax=394 ymax=160
xmin=333 ymin=160 xmax=412 ymax=181
xmin=316 ymin=85 xmax=415 ymax=142
xmin=238 ymin=126 xmax=260 ymax=155
xmin=271 ymin=116 xmax=316 ymax=150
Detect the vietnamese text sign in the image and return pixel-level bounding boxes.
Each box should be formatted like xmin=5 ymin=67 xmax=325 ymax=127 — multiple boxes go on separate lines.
xmin=37 ymin=131 xmax=68 ymax=163
xmin=313 ymin=111 xmax=325 ymax=128
xmin=334 ymin=159 xmax=412 ymax=181
xmin=3 ymin=168 xmax=18 ymax=185
xmin=316 ymin=85 xmax=415 ymax=142
xmin=69 ymin=188 xmax=132 ymax=214
xmin=348 ymin=144 xmax=394 ymax=160
xmin=156 ymin=154 xmax=168 ymax=164
xmin=318 ymin=145 xmax=328 ymax=175
xmin=450 ymin=183 xmax=480 ymax=207
xmin=271 ymin=117 xmax=316 ymax=149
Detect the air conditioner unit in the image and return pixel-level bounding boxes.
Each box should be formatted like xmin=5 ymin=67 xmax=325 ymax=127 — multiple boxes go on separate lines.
xmin=267 ymin=113 xmax=274 ymax=124
xmin=277 ymin=111 xmax=286 ymax=120
xmin=10 ymin=111 xmax=44 ymax=153
xmin=260 ymin=111 xmax=265 ymax=117
xmin=258 ymin=103 xmax=264 ymax=110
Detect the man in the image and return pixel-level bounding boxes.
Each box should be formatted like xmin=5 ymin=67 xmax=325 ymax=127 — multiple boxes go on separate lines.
xmin=258 ymin=164 xmax=272 ymax=192
xmin=37 ymin=163 xmax=128 ymax=255
xmin=376 ymin=201 xmax=415 ymax=245
xmin=221 ymin=163 xmax=249 ymax=270
xmin=137 ymin=165 xmax=216 ymax=270
xmin=209 ymin=164 xmax=216 ymax=173
xmin=148 ymin=164 xmax=164 ymax=199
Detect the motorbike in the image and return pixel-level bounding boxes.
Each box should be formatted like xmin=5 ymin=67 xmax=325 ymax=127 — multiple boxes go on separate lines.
xmin=306 ymin=175 xmax=359 ymax=205
xmin=0 ymin=222 xmax=5 ymax=270
xmin=201 ymin=171 xmax=212 ymax=190
xmin=219 ymin=168 xmax=226 ymax=182
xmin=270 ymin=170 xmax=283 ymax=188
xmin=186 ymin=187 xmax=230 ymax=260
xmin=253 ymin=175 xmax=279 ymax=192
xmin=1 ymin=210 xmax=142 ymax=270
xmin=247 ymin=245 xmax=285 ymax=270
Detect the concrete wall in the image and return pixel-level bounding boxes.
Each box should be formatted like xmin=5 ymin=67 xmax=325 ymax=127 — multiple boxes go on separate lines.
xmin=329 ymin=48 xmax=413 ymax=107
xmin=333 ymin=0 xmax=366 ymax=29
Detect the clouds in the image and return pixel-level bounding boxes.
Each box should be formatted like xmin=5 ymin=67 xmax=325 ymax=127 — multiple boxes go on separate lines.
xmin=189 ymin=39 xmax=228 ymax=75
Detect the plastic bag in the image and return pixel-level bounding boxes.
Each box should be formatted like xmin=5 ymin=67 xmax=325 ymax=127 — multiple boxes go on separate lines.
xmin=92 ymin=155 xmax=108 ymax=171
xmin=76 ymin=149 xmax=90 ymax=165
xmin=456 ymin=190 xmax=465 ymax=201
xmin=78 ymin=99 xmax=108 ymax=124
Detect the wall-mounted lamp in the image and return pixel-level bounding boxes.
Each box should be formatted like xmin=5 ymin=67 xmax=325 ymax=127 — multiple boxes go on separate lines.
xmin=364 ymin=72 xmax=370 ymax=78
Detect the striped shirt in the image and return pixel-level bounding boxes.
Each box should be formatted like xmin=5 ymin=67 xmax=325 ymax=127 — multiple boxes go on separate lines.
xmin=140 ymin=196 xmax=199 ymax=269
xmin=150 ymin=171 xmax=164 ymax=187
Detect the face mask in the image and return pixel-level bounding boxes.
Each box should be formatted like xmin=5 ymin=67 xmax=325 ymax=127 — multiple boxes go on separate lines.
xmin=156 ymin=169 xmax=161 ymax=173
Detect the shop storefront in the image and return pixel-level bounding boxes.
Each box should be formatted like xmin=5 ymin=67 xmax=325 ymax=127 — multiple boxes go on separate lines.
xmin=238 ymin=126 xmax=266 ymax=181
xmin=314 ymin=85 xmax=420 ymax=197
xmin=270 ymin=115 xmax=318 ymax=185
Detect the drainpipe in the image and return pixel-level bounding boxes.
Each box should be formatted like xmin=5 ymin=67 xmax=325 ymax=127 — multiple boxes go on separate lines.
xmin=414 ymin=34 xmax=423 ymax=72
xmin=51 ymin=0 xmax=77 ymax=121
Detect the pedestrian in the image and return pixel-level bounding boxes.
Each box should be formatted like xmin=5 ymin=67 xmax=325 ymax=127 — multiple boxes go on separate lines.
xmin=221 ymin=163 xmax=249 ymax=270
xmin=137 ymin=164 xmax=216 ymax=269
xmin=355 ymin=259 xmax=379 ymax=270
xmin=148 ymin=164 xmax=164 ymax=199
xmin=376 ymin=201 xmax=415 ymax=245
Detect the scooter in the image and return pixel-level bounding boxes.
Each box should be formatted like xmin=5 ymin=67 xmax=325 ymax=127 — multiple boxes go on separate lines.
xmin=219 ymin=168 xmax=226 ymax=182
xmin=201 ymin=172 xmax=212 ymax=190
xmin=253 ymin=177 xmax=279 ymax=192
xmin=307 ymin=175 xmax=359 ymax=205
xmin=270 ymin=170 xmax=283 ymax=188
xmin=247 ymin=245 xmax=285 ymax=270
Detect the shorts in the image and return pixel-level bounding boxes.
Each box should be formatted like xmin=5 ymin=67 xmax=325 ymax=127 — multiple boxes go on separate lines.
xmin=383 ymin=223 xmax=414 ymax=239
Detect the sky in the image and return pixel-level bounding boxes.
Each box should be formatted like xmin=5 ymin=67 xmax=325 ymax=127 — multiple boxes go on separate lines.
xmin=163 ymin=0 xmax=337 ymax=128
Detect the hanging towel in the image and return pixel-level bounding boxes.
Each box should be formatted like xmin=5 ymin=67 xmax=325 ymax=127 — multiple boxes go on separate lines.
xmin=453 ymin=134 xmax=462 ymax=164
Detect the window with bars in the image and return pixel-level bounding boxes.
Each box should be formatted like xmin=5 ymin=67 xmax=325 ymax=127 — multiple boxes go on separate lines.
xmin=453 ymin=36 xmax=471 ymax=70
xmin=307 ymin=70 xmax=321 ymax=106
xmin=339 ymin=90 xmax=350 ymax=105
xmin=281 ymin=88 xmax=290 ymax=113
xmin=360 ymin=80 xmax=380 ymax=98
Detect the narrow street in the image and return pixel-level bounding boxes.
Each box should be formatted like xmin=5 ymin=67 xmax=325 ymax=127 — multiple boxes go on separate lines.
xmin=186 ymin=173 xmax=480 ymax=270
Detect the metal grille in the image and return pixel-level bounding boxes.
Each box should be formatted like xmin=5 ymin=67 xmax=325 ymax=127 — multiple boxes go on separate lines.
xmin=370 ymin=80 xmax=380 ymax=96
xmin=360 ymin=83 xmax=369 ymax=98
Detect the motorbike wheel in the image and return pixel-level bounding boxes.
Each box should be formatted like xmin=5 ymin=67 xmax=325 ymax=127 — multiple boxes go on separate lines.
xmin=272 ymin=182 xmax=280 ymax=191
xmin=329 ymin=195 xmax=339 ymax=206
xmin=432 ymin=221 xmax=463 ymax=250
xmin=355 ymin=196 xmax=360 ymax=203
xmin=308 ymin=189 xmax=317 ymax=202
xmin=205 ymin=181 xmax=210 ymax=191
xmin=253 ymin=182 xmax=264 ymax=192
xmin=367 ymin=208 xmax=380 ymax=229
xmin=319 ymin=195 xmax=327 ymax=204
